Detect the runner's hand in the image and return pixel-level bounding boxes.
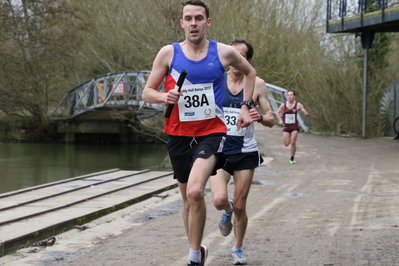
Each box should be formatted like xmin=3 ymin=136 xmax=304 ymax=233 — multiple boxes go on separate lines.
xmin=237 ymin=107 xmax=252 ymax=129
xmin=164 ymin=89 xmax=183 ymax=104
xmin=249 ymin=109 xmax=260 ymax=123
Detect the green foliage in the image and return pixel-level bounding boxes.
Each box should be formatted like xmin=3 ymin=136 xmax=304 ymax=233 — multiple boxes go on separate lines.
xmin=0 ymin=0 xmax=398 ymax=137
xmin=74 ymin=0 xmax=183 ymax=77
xmin=0 ymin=0 xmax=87 ymax=132
xmin=364 ymin=32 xmax=394 ymax=136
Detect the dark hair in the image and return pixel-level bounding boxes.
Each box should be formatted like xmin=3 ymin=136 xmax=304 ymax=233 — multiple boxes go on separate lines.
xmin=181 ymin=0 xmax=210 ymax=19
xmin=230 ymin=38 xmax=254 ymax=60
xmin=286 ymin=90 xmax=296 ymax=96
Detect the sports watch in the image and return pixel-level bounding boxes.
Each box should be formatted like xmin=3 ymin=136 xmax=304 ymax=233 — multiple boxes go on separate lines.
xmin=241 ymin=101 xmax=253 ymax=109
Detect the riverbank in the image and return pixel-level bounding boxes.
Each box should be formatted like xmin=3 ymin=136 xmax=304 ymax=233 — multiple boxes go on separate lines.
xmin=0 ymin=139 xmax=169 ymax=194
xmin=0 ymin=169 xmax=176 ymax=257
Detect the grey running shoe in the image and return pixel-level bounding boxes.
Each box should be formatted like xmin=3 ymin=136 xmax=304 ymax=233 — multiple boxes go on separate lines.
xmin=188 ymin=245 xmax=208 ymax=266
xmin=232 ymin=249 xmax=247 ymax=265
xmin=219 ymin=199 xmax=234 ymax=236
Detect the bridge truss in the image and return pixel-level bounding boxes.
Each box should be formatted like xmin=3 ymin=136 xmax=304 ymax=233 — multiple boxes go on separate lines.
xmin=50 ymin=71 xmax=164 ymax=120
xmin=50 ymin=71 xmax=309 ymax=132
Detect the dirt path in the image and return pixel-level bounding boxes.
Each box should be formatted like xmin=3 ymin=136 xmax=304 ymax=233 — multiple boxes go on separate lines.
xmin=2 ymin=125 xmax=399 ymax=266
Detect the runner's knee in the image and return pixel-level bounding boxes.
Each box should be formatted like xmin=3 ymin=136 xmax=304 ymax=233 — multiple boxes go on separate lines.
xmin=213 ymin=196 xmax=229 ymax=211
xmin=233 ymin=201 xmax=246 ymax=217
xmin=187 ymin=186 xmax=204 ymax=204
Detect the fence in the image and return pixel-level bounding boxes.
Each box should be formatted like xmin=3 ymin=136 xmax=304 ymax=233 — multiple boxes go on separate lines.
xmin=50 ymin=71 xmax=163 ymax=120
xmin=327 ymin=0 xmax=399 ymax=22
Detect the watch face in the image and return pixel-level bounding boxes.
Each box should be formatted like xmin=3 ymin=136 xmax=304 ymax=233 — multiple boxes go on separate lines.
xmin=241 ymin=101 xmax=253 ymax=108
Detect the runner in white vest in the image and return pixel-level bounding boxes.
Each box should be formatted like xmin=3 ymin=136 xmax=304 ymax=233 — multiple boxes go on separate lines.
xmin=210 ymin=38 xmax=274 ymax=265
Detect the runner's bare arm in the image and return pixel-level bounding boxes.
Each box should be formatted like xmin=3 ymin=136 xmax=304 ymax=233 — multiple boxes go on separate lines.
xmin=275 ymin=103 xmax=284 ymax=125
xmin=253 ymin=77 xmax=274 ymax=127
xmin=218 ymin=43 xmax=256 ymax=102
xmin=298 ymin=103 xmax=309 ymax=116
xmin=218 ymin=43 xmax=256 ymax=129
xmin=142 ymin=45 xmax=182 ymax=104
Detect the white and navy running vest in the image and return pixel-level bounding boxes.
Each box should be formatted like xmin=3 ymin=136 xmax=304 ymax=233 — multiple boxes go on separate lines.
xmin=222 ymin=73 xmax=258 ymax=154
xmin=163 ymin=40 xmax=226 ymax=137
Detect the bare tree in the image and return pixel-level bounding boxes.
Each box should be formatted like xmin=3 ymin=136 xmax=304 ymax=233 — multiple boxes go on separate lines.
xmin=73 ymin=0 xmax=183 ymax=77
xmin=1 ymin=0 xmax=398 ymax=138
xmin=0 ymin=0 xmax=86 ymax=133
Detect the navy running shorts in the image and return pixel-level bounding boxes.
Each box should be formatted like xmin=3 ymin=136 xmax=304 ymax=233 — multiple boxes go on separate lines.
xmin=222 ymin=151 xmax=264 ymax=175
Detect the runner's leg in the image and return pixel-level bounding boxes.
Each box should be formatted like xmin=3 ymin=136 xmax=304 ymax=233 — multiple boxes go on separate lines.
xmin=178 ymin=182 xmax=189 ymax=237
xmin=232 ymin=169 xmax=254 ymax=248
xmin=210 ymin=169 xmax=232 ymax=211
xmin=290 ymin=130 xmax=299 ymax=158
xmin=187 ymin=155 xmax=217 ymax=251
xmin=283 ymin=132 xmax=291 ymax=146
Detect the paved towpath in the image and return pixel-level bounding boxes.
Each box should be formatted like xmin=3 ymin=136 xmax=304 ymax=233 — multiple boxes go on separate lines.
xmin=1 ymin=125 xmax=399 ymax=266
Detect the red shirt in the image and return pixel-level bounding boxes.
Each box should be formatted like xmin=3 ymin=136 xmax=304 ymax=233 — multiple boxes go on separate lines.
xmin=282 ymin=101 xmax=299 ymax=132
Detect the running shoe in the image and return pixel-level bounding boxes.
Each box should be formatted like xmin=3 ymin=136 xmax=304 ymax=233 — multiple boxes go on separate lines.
xmin=290 ymin=160 xmax=296 ymax=164
xmin=219 ymin=199 xmax=234 ymax=236
xmin=232 ymin=249 xmax=247 ymax=265
xmin=188 ymin=245 xmax=208 ymax=266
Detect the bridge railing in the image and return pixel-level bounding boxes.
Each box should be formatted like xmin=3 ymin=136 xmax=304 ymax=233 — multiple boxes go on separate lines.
xmin=51 ymin=71 xmax=310 ymax=131
xmin=50 ymin=71 xmax=164 ymax=119
xmin=327 ymin=0 xmax=399 ymax=31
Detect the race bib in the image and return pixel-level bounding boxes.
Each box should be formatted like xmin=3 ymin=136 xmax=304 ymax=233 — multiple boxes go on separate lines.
xmin=178 ymin=83 xmax=216 ymax=122
xmin=285 ymin=113 xmax=296 ymax=124
xmin=224 ymin=107 xmax=246 ymax=136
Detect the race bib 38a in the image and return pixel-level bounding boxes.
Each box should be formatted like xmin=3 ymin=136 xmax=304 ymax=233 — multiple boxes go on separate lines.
xmin=178 ymin=83 xmax=216 ymax=122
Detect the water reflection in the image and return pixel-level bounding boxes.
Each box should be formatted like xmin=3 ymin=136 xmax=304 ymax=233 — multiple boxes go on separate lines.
xmin=0 ymin=142 xmax=168 ymax=194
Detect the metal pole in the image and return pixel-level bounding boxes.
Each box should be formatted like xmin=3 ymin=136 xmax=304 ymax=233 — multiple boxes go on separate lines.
xmin=360 ymin=31 xmax=374 ymax=138
xmin=362 ymin=48 xmax=368 ymax=138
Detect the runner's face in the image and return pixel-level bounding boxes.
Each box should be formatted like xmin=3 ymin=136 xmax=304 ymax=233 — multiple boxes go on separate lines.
xmin=286 ymin=92 xmax=295 ymax=102
xmin=180 ymin=5 xmax=210 ymax=44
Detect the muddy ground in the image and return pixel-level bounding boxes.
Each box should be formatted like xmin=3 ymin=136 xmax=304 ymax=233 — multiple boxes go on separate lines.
xmin=1 ymin=125 xmax=399 ymax=266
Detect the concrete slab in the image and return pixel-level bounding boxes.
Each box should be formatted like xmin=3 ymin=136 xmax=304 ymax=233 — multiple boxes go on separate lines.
xmin=0 ymin=170 xmax=176 ymax=256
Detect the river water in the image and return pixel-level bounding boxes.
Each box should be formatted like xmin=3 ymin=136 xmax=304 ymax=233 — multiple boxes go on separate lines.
xmin=0 ymin=142 xmax=168 ymax=194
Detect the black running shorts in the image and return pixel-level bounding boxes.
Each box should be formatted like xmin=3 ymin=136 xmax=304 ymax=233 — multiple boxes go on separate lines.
xmin=222 ymin=151 xmax=264 ymax=175
xmin=167 ymin=133 xmax=226 ymax=184
xmin=283 ymin=128 xmax=299 ymax=133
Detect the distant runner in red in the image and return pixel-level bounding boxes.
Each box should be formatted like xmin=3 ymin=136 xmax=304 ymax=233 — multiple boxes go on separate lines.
xmin=276 ymin=90 xmax=309 ymax=164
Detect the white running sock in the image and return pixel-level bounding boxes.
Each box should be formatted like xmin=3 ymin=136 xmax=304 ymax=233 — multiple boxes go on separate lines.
xmin=232 ymin=246 xmax=242 ymax=252
xmin=223 ymin=200 xmax=234 ymax=214
xmin=188 ymin=248 xmax=201 ymax=263
xmin=222 ymin=209 xmax=233 ymax=216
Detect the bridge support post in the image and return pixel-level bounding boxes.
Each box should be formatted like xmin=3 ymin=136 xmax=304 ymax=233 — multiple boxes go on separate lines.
xmin=65 ymin=132 xmax=76 ymax=144
xmin=360 ymin=30 xmax=375 ymax=138
xmin=119 ymin=122 xmax=130 ymax=143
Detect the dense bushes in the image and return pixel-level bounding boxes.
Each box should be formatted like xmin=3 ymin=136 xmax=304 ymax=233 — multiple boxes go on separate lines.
xmin=0 ymin=0 xmax=398 ymax=137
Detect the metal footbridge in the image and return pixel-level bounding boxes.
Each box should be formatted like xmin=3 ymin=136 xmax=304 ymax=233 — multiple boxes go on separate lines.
xmin=50 ymin=71 xmax=164 ymax=121
xmin=49 ymin=71 xmax=166 ymax=143
xmin=49 ymin=71 xmax=309 ymax=143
